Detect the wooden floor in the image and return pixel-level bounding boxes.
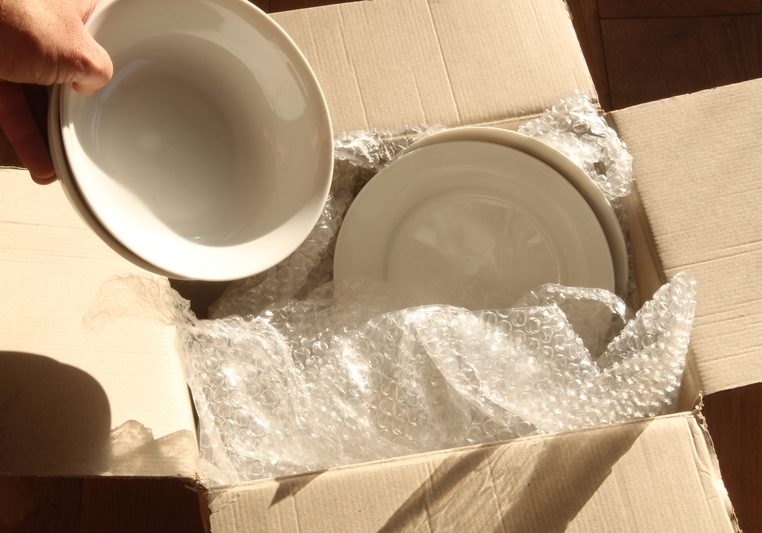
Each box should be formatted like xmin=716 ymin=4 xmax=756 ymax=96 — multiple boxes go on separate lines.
xmin=2 ymin=1 xmax=761 ymax=532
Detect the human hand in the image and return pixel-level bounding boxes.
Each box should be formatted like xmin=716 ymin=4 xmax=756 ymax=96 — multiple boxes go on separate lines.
xmin=0 ymin=0 xmax=113 ymax=184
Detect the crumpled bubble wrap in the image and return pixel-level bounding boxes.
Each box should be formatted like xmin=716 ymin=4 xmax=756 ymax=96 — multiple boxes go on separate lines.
xmin=519 ymin=93 xmax=633 ymax=202
xmin=175 ymin=274 xmax=695 ymax=485
xmin=102 ymin=95 xmax=688 ymax=486
xmin=334 ymin=125 xmax=449 ymax=170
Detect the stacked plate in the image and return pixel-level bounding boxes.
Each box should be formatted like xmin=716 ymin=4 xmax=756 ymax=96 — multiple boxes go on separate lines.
xmin=48 ymin=0 xmax=333 ymax=281
xmin=334 ymin=127 xmax=628 ymax=309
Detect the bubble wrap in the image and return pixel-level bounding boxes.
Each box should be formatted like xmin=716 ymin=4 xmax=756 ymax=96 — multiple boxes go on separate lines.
xmin=334 ymin=125 xmax=449 ymax=170
xmin=175 ymin=274 xmax=695 ymax=485
xmin=519 ymin=93 xmax=633 ymax=201
xmin=108 ymin=96 xmax=690 ymax=486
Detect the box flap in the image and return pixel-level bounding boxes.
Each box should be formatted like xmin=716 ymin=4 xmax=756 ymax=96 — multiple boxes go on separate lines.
xmin=0 ymin=169 xmax=197 ymax=478
xmin=272 ymin=0 xmax=596 ymax=133
xmin=207 ymin=413 xmax=734 ymax=532
xmin=609 ymin=79 xmax=762 ymax=395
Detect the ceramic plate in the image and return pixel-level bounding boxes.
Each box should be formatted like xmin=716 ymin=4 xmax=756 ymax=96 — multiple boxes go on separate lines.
xmin=334 ymin=140 xmax=617 ymax=309
xmin=401 ymin=127 xmax=628 ymax=296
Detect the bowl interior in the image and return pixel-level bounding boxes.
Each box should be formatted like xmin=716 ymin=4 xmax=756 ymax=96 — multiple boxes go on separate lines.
xmin=61 ymin=0 xmax=332 ymax=280
xmin=49 ymin=86 xmax=177 ymax=277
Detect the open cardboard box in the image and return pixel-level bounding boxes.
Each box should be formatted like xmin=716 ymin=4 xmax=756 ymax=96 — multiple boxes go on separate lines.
xmin=1 ymin=0 xmax=759 ymax=530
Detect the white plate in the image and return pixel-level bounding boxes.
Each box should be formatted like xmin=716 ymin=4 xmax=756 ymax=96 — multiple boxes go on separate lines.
xmin=334 ymin=140 xmax=617 ymax=309
xmin=402 ymin=127 xmax=628 ymax=296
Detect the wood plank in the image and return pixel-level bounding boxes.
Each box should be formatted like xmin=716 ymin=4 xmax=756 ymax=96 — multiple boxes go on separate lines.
xmin=602 ymin=15 xmax=762 ymax=109
xmin=704 ymin=384 xmax=762 ymax=532
xmin=248 ymin=0 xmax=270 ymax=11
xmin=80 ymin=479 xmax=205 ymax=533
xmin=566 ymin=0 xmax=611 ymax=109
xmin=270 ymin=0 xmax=354 ymax=12
xmin=0 ymin=477 xmax=82 ymax=533
xmin=599 ymin=0 xmax=761 ymax=19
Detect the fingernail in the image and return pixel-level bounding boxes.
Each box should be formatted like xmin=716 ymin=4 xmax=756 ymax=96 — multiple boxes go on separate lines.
xmin=31 ymin=170 xmax=57 ymax=185
xmin=72 ymin=39 xmax=113 ymax=95
xmin=72 ymin=81 xmax=99 ymax=96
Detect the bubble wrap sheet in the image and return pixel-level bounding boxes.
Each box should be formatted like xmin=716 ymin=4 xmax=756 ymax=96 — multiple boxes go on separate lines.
xmin=160 ymin=96 xmax=695 ymax=486
xmin=519 ymin=94 xmax=633 ymax=202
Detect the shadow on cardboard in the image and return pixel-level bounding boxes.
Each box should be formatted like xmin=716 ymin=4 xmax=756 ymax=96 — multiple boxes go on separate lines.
xmin=0 ymin=351 xmax=111 ymax=475
xmin=378 ymin=420 xmax=649 ymax=532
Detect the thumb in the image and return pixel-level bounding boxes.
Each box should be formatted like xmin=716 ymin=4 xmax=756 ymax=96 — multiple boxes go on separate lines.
xmin=70 ymin=33 xmax=113 ymax=95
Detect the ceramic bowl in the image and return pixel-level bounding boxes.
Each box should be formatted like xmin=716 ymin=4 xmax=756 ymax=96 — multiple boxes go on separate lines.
xmin=49 ymin=85 xmax=172 ymax=275
xmin=57 ymin=0 xmax=333 ymax=280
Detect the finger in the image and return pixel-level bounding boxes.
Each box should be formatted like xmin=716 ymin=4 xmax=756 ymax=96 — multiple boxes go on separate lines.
xmin=71 ymin=35 xmax=112 ymax=95
xmin=0 ymin=82 xmax=57 ymax=184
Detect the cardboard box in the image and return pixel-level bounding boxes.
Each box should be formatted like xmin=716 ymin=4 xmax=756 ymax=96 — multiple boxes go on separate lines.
xmin=1 ymin=0 xmax=757 ymax=530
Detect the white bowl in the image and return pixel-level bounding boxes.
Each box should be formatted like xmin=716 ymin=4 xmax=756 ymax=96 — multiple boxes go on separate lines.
xmin=59 ymin=0 xmax=333 ymax=280
xmin=49 ymin=85 xmax=173 ymax=276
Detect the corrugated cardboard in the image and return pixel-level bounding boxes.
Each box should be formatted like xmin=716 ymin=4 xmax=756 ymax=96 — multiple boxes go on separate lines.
xmin=208 ymin=414 xmax=733 ymax=533
xmin=0 ymin=172 xmax=197 ymax=477
xmin=0 ymin=0 xmax=754 ymax=530
xmin=272 ymin=0 xmax=596 ymax=132
xmin=610 ymin=80 xmax=762 ymax=395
